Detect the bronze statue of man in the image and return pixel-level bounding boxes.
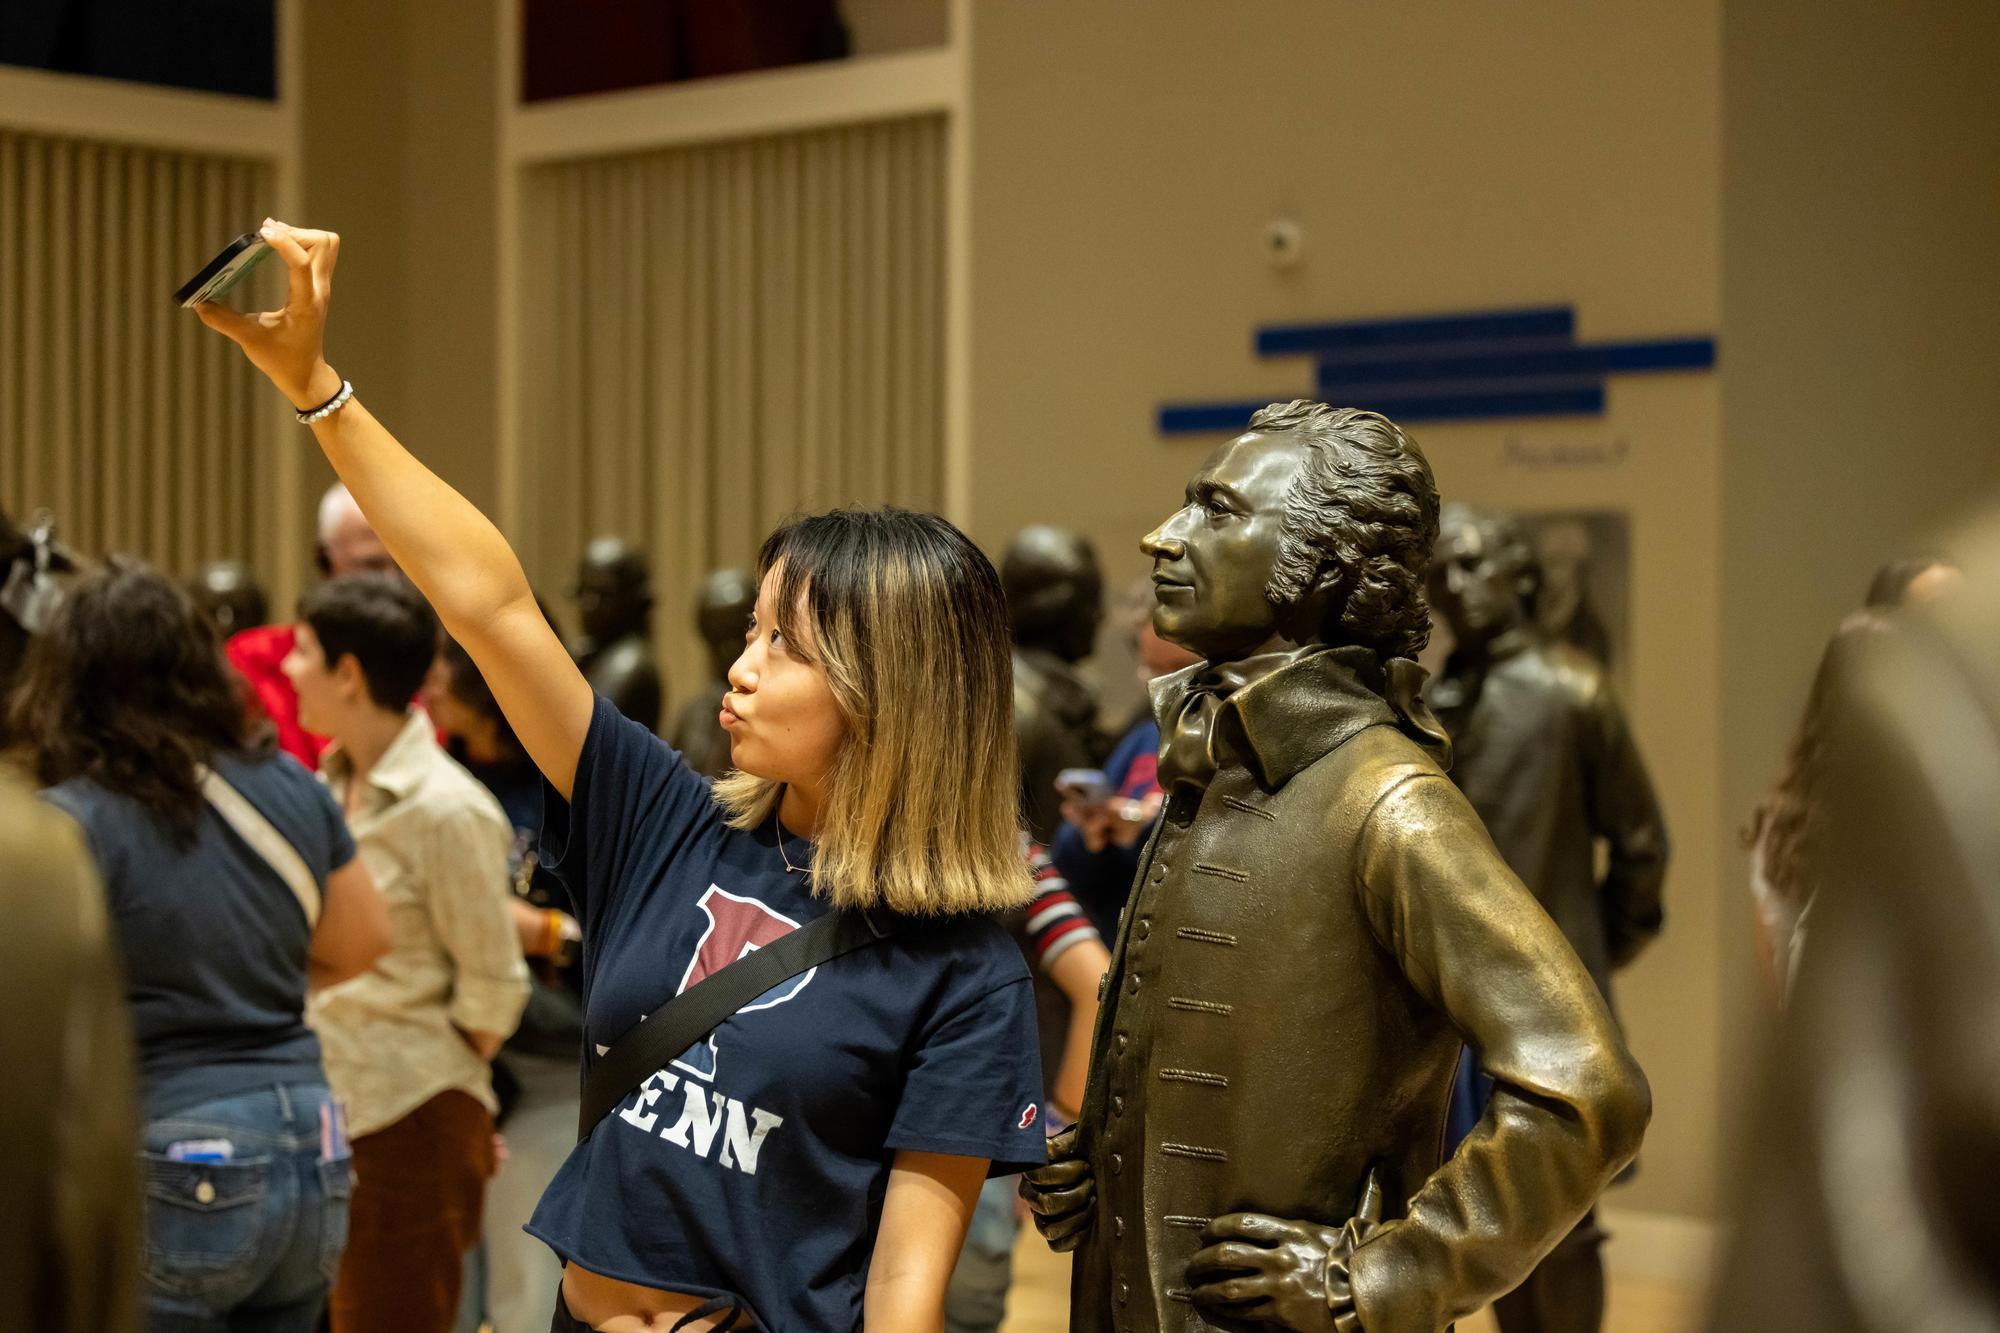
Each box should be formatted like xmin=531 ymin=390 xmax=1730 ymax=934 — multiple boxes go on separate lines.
xmin=1003 ymin=525 xmax=1109 ymax=840
xmin=668 ymin=567 xmax=757 ymax=778
xmin=190 ymin=559 xmax=271 ymax=638
xmin=572 ymin=536 xmax=665 ymax=733
xmin=1426 ymin=504 xmax=1669 ymax=1333
xmin=0 ymin=507 xmax=79 ymax=716
xmin=1022 ymin=401 xmax=1649 ymax=1333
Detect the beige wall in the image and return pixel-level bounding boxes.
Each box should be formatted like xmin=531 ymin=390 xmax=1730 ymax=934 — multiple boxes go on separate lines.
xmin=965 ymin=0 xmax=1726 ymax=1219
xmin=1716 ymin=0 xmax=2000 ymax=1158
xmin=298 ymin=0 xmax=499 ymax=590
xmin=844 ymin=0 xmax=950 ymax=57
xmin=273 ymin=0 xmax=2000 ymax=1236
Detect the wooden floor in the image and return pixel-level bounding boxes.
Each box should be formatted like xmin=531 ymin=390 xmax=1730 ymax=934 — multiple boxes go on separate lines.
xmin=1000 ymin=1230 xmax=1701 ymax=1333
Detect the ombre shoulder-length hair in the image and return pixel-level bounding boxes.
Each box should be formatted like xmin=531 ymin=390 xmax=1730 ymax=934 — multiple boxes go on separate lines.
xmin=713 ymin=507 xmax=1033 ymax=917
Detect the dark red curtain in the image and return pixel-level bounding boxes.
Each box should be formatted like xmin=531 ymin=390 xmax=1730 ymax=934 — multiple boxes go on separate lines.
xmin=521 ymin=0 xmax=849 ymax=103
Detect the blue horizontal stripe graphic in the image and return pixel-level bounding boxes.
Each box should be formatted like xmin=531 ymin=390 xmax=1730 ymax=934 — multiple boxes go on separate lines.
xmin=1257 ymin=306 xmax=1574 ymax=357
xmin=1317 ymin=373 xmax=1602 ymax=403
xmin=1314 ymin=333 xmax=1580 ymax=368
xmin=1315 ymin=338 xmax=1716 ymax=392
xmin=1158 ymin=385 xmax=1606 ymax=434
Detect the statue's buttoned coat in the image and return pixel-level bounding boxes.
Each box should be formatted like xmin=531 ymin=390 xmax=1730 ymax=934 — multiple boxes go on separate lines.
xmin=1067 ymin=646 xmax=1649 ymax=1333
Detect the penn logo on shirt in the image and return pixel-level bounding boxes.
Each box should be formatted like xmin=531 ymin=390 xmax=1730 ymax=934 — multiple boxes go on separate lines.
xmin=671 ymin=885 xmax=817 ymax=1082
xmin=610 ymin=885 xmax=810 ymax=1176
xmin=618 ymin=1068 xmax=784 ymax=1176
xmin=1018 ymin=1103 xmax=1039 ymax=1130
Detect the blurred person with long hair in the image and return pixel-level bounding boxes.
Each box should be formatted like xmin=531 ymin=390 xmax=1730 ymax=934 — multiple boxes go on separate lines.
xmin=198 ymin=220 xmax=1046 ymax=1332
xmin=1747 ymin=554 xmax=1959 ymax=999
xmin=1710 ymin=537 xmax=1997 ymax=1332
xmin=10 ymin=560 xmax=392 ymax=1332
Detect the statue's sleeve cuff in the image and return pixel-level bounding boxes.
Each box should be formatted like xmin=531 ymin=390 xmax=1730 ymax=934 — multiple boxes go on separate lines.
xmin=1323 ymin=1251 xmax=1365 ymax=1333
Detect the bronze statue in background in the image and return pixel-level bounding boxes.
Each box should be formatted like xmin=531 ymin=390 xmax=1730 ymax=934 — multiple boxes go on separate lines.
xmin=0 ymin=773 xmax=140 ymax=1333
xmin=190 ymin=560 xmax=270 ymax=638
xmin=668 ymin=567 xmax=757 ymax=778
xmin=1022 ymin=401 xmax=1649 ymax=1333
xmin=1426 ymin=505 xmax=1670 ymax=1333
xmin=1003 ymin=525 xmax=1108 ymax=840
xmin=0 ymin=507 xmax=80 ymax=716
xmin=1708 ymin=528 xmax=2000 ymax=1332
xmin=1429 ymin=505 xmax=1669 ymax=1004
xmin=572 ymin=536 xmax=665 ymax=732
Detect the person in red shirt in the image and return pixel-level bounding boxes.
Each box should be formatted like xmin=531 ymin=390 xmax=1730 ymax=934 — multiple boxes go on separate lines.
xmin=228 ymin=483 xmax=398 ymax=767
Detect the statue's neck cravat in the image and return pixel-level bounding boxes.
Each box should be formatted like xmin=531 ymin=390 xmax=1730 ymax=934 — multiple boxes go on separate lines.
xmin=1155 ymin=645 xmax=1452 ymax=795
xmin=1154 ymin=652 xmax=1293 ymax=794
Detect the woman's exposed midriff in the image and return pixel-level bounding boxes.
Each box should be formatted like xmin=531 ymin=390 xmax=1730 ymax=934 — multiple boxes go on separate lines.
xmin=560 ymin=1262 xmax=738 ymax=1332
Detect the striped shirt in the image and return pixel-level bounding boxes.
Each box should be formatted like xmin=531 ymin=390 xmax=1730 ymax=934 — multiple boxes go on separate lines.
xmin=1023 ymin=842 xmax=1101 ymax=972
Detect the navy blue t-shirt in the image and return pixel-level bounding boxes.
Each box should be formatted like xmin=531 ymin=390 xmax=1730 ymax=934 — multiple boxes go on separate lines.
xmin=527 ymin=697 xmax=1046 ymax=1329
xmin=44 ymin=750 xmax=356 ymax=1119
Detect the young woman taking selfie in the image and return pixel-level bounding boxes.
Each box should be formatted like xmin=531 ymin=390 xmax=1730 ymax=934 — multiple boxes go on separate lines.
xmin=197 ymin=221 xmax=1046 ymax=1333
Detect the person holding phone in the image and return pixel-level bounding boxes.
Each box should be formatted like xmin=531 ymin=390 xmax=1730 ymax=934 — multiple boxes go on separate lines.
xmin=196 ymin=220 xmax=1047 ymax=1332
xmin=1049 ymin=617 xmax=1199 ymax=936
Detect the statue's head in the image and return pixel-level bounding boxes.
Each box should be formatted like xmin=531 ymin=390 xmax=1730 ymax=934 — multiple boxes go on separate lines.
xmin=190 ymin=560 xmax=268 ymax=638
xmin=575 ymin=536 xmax=655 ymax=643
xmin=695 ymin=567 xmax=758 ymax=680
xmin=1429 ymin=504 xmax=1539 ymax=649
xmin=1001 ymin=526 xmax=1104 ymax=662
xmin=1142 ymin=401 xmax=1437 ymax=664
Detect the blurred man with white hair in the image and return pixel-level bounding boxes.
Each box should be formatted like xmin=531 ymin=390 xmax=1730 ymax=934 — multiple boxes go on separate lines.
xmin=227 ymin=483 xmax=399 ymax=766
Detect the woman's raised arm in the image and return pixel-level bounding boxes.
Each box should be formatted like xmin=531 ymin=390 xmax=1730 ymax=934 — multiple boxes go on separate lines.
xmin=197 ymin=220 xmax=593 ymax=798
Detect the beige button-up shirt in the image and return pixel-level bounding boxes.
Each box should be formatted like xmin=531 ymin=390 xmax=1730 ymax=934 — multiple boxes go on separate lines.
xmin=309 ymin=711 xmax=530 ymax=1138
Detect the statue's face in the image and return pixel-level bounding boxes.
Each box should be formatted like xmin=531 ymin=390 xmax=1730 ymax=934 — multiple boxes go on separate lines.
xmin=1054 ymin=565 xmax=1105 ymax=662
xmin=1141 ymin=431 xmax=1304 ymax=662
xmin=697 ymin=576 xmax=758 ymax=675
xmin=1428 ymin=516 xmax=1524 ymax=645
xmin=575 ymin=559 xmax=646 ymax=642
xmin=1003 ymin=529 xmax=1106 ymax=663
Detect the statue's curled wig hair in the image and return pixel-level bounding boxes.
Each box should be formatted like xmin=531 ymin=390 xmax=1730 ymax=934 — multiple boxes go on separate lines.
xmin=1250 ymin=400 xmax=1440 ymax=660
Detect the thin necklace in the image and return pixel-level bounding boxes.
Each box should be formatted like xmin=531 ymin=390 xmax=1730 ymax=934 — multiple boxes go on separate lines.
xmin=775 ymin=791 xmax=806 ymax=875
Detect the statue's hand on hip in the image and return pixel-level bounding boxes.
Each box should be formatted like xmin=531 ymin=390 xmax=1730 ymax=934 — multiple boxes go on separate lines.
xmin=1020 ymin=1125 xmax=1094 ymax=1251
xmin=1186 ymin=1171 xmax=1386 ymax=1331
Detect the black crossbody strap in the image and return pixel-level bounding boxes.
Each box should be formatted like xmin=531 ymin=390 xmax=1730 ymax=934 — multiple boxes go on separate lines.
xmin=578 ymin=909 xmax=894 ymax=1140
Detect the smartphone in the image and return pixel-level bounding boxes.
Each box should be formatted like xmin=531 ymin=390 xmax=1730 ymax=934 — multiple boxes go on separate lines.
xmin=1056 ymin=768 xmax=1112 ymax=804
xmin=174 ymin=233 xmax=272 ymax=308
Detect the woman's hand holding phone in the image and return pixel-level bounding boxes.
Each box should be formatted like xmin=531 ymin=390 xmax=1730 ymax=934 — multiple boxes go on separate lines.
xmin=194 ymin=218 xmax=343 ymax=410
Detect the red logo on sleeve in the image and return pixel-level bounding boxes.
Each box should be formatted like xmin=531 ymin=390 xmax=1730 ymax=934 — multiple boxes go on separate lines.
xmin=1018 ymin=1103 xmax=1039 ymax=1129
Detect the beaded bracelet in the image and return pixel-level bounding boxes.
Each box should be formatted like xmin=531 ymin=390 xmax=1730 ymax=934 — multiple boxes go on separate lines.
xmin=297 ymin=379 xmax=354 ymax=424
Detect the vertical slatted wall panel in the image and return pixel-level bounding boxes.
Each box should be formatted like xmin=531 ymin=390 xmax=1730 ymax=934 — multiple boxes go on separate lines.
xmin=519 ymin=114 xmax=947 ymax=707
xmin=0 ymin=129 xmax=274 ymax=574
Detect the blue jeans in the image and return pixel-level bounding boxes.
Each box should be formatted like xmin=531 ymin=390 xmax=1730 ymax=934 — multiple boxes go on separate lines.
xmin=138 ymin=1082 xmax=353 ymax=1333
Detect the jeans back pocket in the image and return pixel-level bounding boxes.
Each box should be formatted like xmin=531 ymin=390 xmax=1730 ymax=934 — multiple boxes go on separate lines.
xmin=139 ymin=1153 xmax=272 ymax=1305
